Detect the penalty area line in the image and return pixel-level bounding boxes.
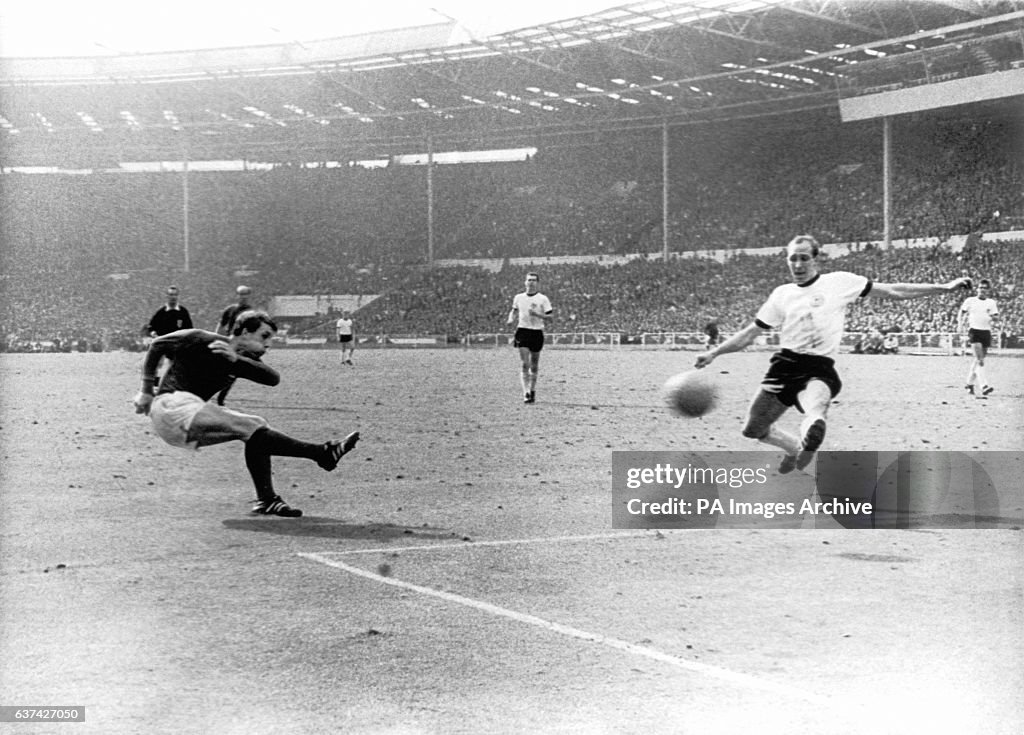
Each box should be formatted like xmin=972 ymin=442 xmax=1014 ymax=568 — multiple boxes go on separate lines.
xmin=298 ymin=551 xmax=828 ymax=705
xmin=315 ymin=530 xmax=656 ymax=557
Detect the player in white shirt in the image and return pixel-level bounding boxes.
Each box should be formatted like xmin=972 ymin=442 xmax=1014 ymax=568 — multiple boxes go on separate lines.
xmin=695 ymin=235 xmax=971 ymax=472
xmin=958 ymin=278 xmax=999 ymax=397
xmin=507 ymin=272 xmax=554 ymax=403
xmin=335 ymin=311 xmax=355 ymax=366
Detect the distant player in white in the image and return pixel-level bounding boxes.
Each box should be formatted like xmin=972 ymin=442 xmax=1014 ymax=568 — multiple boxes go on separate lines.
xmin=959 ymin=278 xmax=999 ymax=398
xmin=695 ymin=235 xmax=971 ymax=472
xmin=335 ymin=311 xmax=355 ymax=366
xmin=507 ymin=272 xmax=553 ymax=404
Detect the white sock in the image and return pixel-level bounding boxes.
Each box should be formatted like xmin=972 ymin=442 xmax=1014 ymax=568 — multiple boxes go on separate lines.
xmin=800 ymin=414 xmax=825 ymax=436
xmin=976 ymin=364 xmax=988 ymax=388
xmin=759 ymin=426 xmax=800 ymax=456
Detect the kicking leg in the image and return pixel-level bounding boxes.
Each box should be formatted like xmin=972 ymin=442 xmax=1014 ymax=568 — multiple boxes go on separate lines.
xmin=183 ymin=405 xmax=303 ymax=516
xmin=243 ymin=427 xmax=359 ymax=516
xmin=247 ymin=426 xmax=360 ymax=472
xmin=187 ymin=405 xmax=358 ymax=515
xmin=794 ymin=380 xmax=832 ymax=470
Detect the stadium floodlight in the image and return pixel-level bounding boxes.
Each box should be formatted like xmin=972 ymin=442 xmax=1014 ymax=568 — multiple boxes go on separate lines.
xmin=392 ymin=147 xmax=537 ymax=165
xmin=31 ymin=112 xmax=54 ymax=133
xmin=76 ymin=111 xmax=103 ymax=132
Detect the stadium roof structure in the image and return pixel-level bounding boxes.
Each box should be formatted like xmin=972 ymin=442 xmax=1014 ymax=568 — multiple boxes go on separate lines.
xmin=1 ymin=0 xmax=1022 ymax=166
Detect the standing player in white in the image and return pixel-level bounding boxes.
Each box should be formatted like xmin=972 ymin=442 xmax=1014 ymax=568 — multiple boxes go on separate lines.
xmin=695 ymin=235 xmax=971 ymax=472
xmin=958 ymin=278 xmax=999 ymax=398
xmin=335 ymin=311 xmax=355 ymax=366
xmin=507 ymin=272 xmax=554 ymax=404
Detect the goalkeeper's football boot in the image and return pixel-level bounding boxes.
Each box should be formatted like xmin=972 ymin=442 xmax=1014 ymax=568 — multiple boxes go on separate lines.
xmin=317 ymin=431 xmax=360 ymax=471
xmin=251 ymin=496 xmax=302 ymax=517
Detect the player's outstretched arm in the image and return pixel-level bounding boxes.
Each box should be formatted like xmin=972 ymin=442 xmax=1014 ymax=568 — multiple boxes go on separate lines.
xmin=231 ymin=357 xmax=281 ymax=386
xmin=695 ymin=322 xmax=764 ymax=368
xmin=870 ymin=277 xmax=971 ymax=301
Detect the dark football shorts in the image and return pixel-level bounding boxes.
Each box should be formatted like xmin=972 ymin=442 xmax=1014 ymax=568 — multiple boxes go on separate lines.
xmin=967 ymin=329 xmax=992 ymax=349
xmin=760 ymin=349 xmax=842 ymax=410
xmin=513 ymin=327 xmax=545 ymax=353
xmin=338 ymin=335 xmax=353 ymax=343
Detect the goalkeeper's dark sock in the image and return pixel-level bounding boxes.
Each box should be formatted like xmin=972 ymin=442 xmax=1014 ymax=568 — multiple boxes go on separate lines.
xmin=246 ymin=427 xmax=322 ymax=461
xmin=243 ymin=440 xmax=276 ymax=503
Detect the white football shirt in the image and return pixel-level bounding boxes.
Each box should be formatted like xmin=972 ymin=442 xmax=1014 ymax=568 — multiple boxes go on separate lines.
xmin=335 ymin=317 xmax=353 ymax=336
xmin=512 ymin=292 xmax=553 ymax=330
xmin=755 ymin=272 xmax=871 ymax=357
xmin=959 ymin=296 xmax=998 ymax=331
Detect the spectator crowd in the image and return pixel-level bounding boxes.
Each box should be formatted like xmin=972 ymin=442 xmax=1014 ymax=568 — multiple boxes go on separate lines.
xmin=1 ymin=111 xmax=1021 ymax=350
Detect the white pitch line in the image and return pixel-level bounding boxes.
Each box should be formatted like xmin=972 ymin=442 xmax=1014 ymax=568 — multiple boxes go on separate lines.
xmin=316 ymin=530 xmax=656 ymax=557
xmin=298 ymin=551 xmax=829 ymax=705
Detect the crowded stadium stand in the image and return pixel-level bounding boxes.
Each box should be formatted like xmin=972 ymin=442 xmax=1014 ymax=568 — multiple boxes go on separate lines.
xmin=1 ymin=1 xmax=1022 ymax=351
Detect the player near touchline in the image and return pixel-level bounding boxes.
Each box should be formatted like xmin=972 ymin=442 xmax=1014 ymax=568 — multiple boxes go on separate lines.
xmin=958 ymin=278 xmax=999 ymax=398
xmin=694 ymin=234 xmax=972 ymax=473
xmin=132 ymin=310 xmax=359 ymax=517
xmin=507 ymin=272 xmax=554 ymax=404
xmin=335 ymin=310 xmax=355 ymax=366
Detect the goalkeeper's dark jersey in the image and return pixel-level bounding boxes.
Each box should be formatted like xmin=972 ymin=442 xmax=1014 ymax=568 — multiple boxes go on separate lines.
xmin=143 ymin=329 xmax=278 ymax=401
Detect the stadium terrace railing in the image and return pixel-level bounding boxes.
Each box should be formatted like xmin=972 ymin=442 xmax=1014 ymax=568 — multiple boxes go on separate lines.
xmin=465 ymin=333 xmax=622 ymax=348
xmin=284 ymin=332 xmax=1008 ymax=353
xmin=632 ymin=332 xmax=1000 ymax=353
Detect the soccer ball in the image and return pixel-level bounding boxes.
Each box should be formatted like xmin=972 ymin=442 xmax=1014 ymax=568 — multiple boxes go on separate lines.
xmin=663 ymin=370 xmax=718 ymax=418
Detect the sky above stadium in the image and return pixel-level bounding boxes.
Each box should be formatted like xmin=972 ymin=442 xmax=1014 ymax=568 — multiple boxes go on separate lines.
xmin=0 ymin=0 xmax=627 ymax=57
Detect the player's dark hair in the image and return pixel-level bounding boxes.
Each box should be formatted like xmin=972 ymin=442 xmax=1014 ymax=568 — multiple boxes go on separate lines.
xmin=233 ymin=310 xmax=277 ymax=336
xmin=787 ymin=235 xmax=820 ymax=258
xmin=979 ymin=278 xmax=991 ymax=288
xmin=526 ymin=272 xmax=539 ymax=280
